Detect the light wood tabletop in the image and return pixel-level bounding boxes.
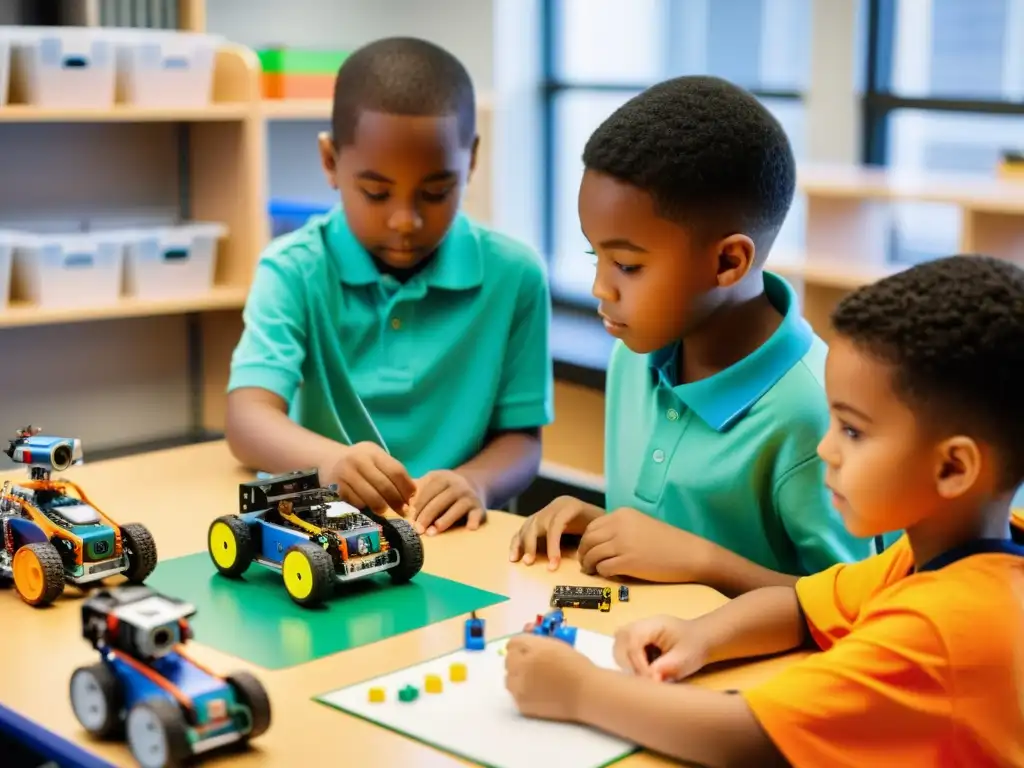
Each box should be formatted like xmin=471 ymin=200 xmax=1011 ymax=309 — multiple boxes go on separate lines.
xmin=0 ymin=442 xmax=805 ymax=767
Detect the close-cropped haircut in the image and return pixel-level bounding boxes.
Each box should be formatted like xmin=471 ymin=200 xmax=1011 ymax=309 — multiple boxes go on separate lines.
xmin=832 ymin=254 xmax=1024 ymax=488
xmin=331 ymin=37 xmax=475 ymax=147
xmin=582 ymin=75 xmax=796 ymax=252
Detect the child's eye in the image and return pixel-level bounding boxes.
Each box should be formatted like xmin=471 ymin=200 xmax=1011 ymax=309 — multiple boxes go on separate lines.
xmin=840 ymin=421 xmax=862 ymax=440
xmin=360 ymin=188 xmax=389 ymax=202
xmin=420 ymin=187 xmax=454 ymax=203
xmin=615 ymin=262 xmax=641 ymax=274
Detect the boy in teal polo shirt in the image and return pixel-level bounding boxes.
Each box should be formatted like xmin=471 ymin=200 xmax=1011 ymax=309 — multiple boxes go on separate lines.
xmin=227 ymin=38 xmax=553 ymax=535
xmin=510 ymin=76 xmax=873 ymax=595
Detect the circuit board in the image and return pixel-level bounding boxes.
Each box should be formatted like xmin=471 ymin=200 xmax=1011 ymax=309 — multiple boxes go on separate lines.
xmin=550 ymin=585 xmax=612 ymax=612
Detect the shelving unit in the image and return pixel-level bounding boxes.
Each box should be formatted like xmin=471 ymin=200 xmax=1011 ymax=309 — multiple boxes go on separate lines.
xmin=768 ymin=164 xmax=1024 ymax=339
xmin=0 ymin=37 xmax=266 ymax=451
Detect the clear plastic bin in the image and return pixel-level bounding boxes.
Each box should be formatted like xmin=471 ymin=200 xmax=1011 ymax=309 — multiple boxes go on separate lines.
xmin=123 ymin=222 xmax=227 ymax=299
xmin=8 ymin=26 xmax=116 ymax=108
xmin=0 ymin=230 xmax=15 ymax=308
xmin=10 ymin=229 xmax=127 ymax=308
xmin=113 ymin=29 xmax=223 ymax=108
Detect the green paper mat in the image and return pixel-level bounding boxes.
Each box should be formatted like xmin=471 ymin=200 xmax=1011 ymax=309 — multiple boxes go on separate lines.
xmin=146 ymin=553 xmax=507 ymax=670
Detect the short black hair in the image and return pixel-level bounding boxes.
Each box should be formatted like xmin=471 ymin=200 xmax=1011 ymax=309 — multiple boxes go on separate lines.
xmin=832 ymin=255 xmax=1024 ymax=489
xmin=582 ymin=75 xmax=796 ymax=252
xmin=331 ymin=37 xmax=475 ymax=147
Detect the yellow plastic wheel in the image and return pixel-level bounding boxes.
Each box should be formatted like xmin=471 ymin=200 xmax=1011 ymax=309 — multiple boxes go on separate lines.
xmin=281 ymin=543 xmax=334 ymax=607
xmin=207 ymin=516 xmax=253 ymax=578
xmin=13 ymin=542 xmax=65 ymax=607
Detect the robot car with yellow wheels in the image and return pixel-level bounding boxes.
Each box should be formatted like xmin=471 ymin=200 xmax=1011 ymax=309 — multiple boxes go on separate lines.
xmin=207 ymin=469 xmax=424 ymax=607
xmin=0 ymin=426 xmax=158 ymax=607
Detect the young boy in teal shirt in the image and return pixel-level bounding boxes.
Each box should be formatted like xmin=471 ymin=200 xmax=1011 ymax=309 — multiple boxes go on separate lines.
xmin=227 ymin=38 xmax=553 ymax=535
xmin=510 ymin=76 xmax=872 ymax=595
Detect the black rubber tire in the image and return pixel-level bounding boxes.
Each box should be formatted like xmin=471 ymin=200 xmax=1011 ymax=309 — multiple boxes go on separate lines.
xmin=207 ymin=515 xmax=255 ymax=578
xmin=382 ymin=518 xmax=424 ymax=584
xmin=121 ymin=523 xmax=158 ymax=583
xmin=14 ymin=541 xmax=65 ymax=606
xmin=226 ymin=671 xmax=272 ymax=739
xmin=69 ymin=662 xmax=124 ymax=739
xmin=126 ymin=697 xmax=192 ymax=768
xmin=282 ymin=542 xmax=335 ymax=606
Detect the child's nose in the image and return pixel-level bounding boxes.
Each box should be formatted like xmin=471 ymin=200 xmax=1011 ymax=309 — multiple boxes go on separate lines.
xmin=817 ymin=429 xmax=839 ymax=467
xmin=591 ymin=268 xmax=616 ymax=302
xmin=388 ymin=207 xmax=423 ymax=235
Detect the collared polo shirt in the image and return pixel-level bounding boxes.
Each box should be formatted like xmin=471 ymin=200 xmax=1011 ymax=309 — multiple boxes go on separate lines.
xmin=604 ymin=272 xmax=874 ymax=576
xmin=228 ymin=207 xmax=554 ymax=478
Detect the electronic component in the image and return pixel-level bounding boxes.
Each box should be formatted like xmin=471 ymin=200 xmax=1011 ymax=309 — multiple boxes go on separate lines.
xmin=550 ymin=585 xmax=612 ymax=612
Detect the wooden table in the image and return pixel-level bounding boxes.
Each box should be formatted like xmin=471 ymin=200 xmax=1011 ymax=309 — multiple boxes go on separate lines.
xmin=0 ymin=442 xmax=803 ymax=767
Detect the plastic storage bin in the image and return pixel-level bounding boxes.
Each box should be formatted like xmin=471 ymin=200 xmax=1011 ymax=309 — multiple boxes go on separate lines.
xmin=123 ymin=222 xmax=227 ymax=299
xmin=10 ymin=230 xmax=127 ymax=308
xmin=0 ymin=231 xmax=15 ymax=308
xmin=114 ymin=30 xmax=223 ymax=107
xmin=8 ymin=27 xmax=116 ymax=108
xmin=269 ymin=200 xmax=332 ymax=238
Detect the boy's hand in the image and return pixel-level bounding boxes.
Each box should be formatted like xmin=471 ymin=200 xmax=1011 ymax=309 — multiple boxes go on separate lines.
xmin=613 ymin=615 xmax=709 ymax=682
xmin=504 ymin=634 xmax=595 ymax=721
xmin=323 ymin=442 xmax=417 ymax=515
xmin=408 ymin=470 xmax=486 ymax=535
xmin=508 ymin=496 xmax=604 ymax=569
xmin=577 ymin=507 xmax=712 ymax=582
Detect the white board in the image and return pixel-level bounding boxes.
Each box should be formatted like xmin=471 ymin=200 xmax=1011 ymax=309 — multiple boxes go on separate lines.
xmin=315 ymin=629 xmax=637 ymax=768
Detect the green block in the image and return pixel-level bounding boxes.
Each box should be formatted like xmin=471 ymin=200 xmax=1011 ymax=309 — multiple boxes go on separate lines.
xmin=257 ymin=48 xmax=350 ymax=75
xmin=146 ymin=552 xmax=507 ymax=670
xmin=398 ymin=684 xmax=419 ymax=702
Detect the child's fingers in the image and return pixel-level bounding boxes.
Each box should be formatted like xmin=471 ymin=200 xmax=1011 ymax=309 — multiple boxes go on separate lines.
xmin=337 ymin=469 xmax=388 ymax=512
xmin=363 ymin=466 xmax=410 ymax=513
xmin=544 ymin=509 xmax=575 ymax=568
xmin=430 ymin=497 xmax=475 ymax=534
xmin=373 ymin=452 xmax=417 ymax=501
xmin=521 ymin=518 xmax=541 ymax=565
xmin=413 ymin=487 xmax=458 ymax=533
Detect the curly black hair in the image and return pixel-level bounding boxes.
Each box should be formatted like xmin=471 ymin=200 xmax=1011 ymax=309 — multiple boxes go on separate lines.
xmin=331 ymin=37 xmax=475 ymax=147
xmin=832 ymin=254 xmax=1024 ymax=488
xmin=581 ymin=75 xmax=796 ymax=253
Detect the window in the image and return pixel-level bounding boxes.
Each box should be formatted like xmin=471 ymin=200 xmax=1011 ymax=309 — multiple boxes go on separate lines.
xmin=542 ymin=0 xmax=812 ymax=305
xmin=863 ymin=0 xmax=1024 ymax=263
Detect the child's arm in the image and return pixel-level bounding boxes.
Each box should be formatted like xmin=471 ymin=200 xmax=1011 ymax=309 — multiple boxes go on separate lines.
xmin=506 ymin=633 xmax=789 ymax=768
xmin=455 ymin=427 xmax=542 ymax=511
xmin=226 ymin=388 xmax=345 ymax=474
xmin=577 ymin=508 xmax=800 ymax=595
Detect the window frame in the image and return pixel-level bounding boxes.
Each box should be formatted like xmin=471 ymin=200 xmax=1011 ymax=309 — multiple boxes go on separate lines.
xmin=539 ymin=0 xmax=806 ymax=308
xmin=861 ymin=0 xmax=1024 ymax=166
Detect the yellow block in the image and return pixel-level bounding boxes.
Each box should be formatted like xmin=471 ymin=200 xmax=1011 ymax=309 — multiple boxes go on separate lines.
xmin=425 ymin=673 xmax=443 ymax=693
xmin=449 ymin=662 xmax=467 ymax=683
xmin=368 ymin=686 xmax=385 ymax=703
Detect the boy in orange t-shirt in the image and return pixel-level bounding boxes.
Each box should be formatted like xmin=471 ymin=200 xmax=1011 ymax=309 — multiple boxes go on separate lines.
xmin=503 ymin=254 xmax=1024 ymax=768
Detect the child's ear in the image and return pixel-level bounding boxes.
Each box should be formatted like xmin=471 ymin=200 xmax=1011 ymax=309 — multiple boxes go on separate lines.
xmin=934 ymin=435 xmax=982 ymax=499
xmin=317 ymin=132 xmax=339 ymax=190
xmin=715 ymin=234 xmax=756 ymax=287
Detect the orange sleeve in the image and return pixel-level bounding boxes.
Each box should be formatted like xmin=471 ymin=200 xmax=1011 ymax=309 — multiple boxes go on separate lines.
xmin=795 ymin=535 xmax=913 ymax=649
xmin=741 ymin=597 xmax=954 ymax=768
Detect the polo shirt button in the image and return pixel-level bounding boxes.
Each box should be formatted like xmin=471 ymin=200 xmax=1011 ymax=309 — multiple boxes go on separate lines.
xmin=667 ymin=408 xmax=679 ymax=421
xmin=390 ymin=317 xmax=402 ymax=330
xmin=652 ymin=449 xmax=665 ymax=463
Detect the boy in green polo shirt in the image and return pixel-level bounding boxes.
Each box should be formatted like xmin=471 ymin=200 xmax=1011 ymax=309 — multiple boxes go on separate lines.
xmin=509 ymin=76 xmax=873 ymax=595
xmin=227 ymin=38 xmax=553 ymax=536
